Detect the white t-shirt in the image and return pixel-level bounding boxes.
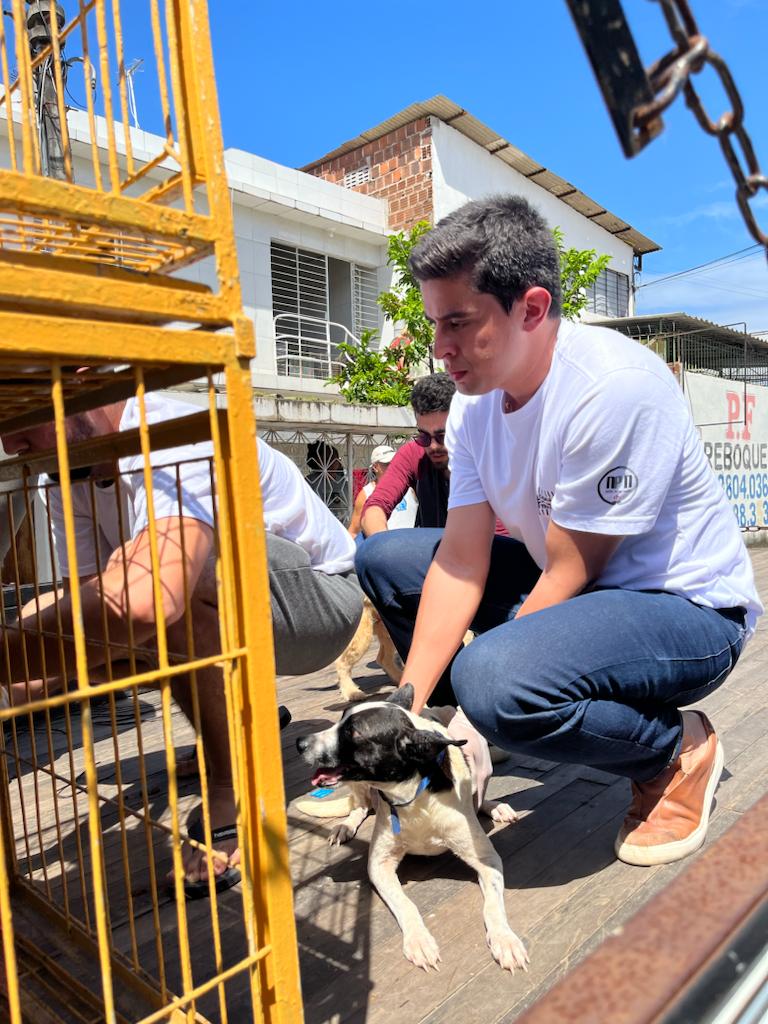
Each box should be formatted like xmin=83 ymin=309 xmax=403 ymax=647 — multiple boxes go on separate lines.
xmin=447 ymin=320 xmax=763 ymax=638
xmin=361 ymin=480 xmax=418 ymax=529
xmin=258 ymin=435 xmax=355 ymax=573
xmin=47 ymin=393 xmax=356 ymax=578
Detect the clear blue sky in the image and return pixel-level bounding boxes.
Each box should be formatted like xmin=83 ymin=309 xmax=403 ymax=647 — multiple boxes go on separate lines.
xmin=98 ymin=0 xmax=768 ymax=333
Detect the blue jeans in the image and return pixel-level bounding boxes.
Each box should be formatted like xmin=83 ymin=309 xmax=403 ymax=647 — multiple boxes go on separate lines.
xmin=355 ymin=530 xmax=747 ymax=782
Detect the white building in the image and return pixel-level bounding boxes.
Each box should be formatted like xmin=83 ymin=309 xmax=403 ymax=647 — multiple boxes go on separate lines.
xmin=0 ymin=96 xmax=659 ymax=531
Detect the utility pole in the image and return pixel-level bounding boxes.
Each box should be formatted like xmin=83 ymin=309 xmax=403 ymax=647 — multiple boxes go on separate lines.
xmin=26 ymin=1 xmax=69 ymax=180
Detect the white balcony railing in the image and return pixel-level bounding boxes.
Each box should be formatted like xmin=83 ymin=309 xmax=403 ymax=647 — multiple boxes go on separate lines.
xmin=274 ymin=313 xmax=362 ymax=381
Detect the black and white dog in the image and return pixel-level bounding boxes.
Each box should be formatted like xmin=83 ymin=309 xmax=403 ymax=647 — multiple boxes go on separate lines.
xmin=296 ymin=685 xmax=529 ymax=972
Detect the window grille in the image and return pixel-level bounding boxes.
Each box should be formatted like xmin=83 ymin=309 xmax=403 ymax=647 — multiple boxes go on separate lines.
xmin=271 ymin=242 xmax=330 ymax=378
xmin=586 ymin=268 xmax=630 ymax=318
xmin=271 ymin=246 xmax=382 ymax=379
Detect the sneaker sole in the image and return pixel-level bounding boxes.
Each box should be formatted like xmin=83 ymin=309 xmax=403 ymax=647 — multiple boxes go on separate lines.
xmin=615 ymin=739 xmax=724 ymax=867
xmin=293 ymin=783 xmax=353 ymax=819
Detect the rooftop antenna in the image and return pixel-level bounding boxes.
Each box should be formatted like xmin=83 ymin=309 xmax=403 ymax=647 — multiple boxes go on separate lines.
xmin=125 ymin=56 xmax=143 ymax=129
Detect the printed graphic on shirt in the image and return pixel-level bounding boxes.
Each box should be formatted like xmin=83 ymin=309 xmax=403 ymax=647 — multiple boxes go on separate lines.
xmin=536 ymin=489 xmax=554 ymax=517
xmin=597 ymin=466 xmax=637 ymax=505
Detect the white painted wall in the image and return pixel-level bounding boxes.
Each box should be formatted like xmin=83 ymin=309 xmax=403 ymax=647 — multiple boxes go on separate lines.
xmin=430 ymin=119 xmax=635 ymax=291
xmin=179 ymin=160 xmax=391 ymax=393
xmin=0 ymin=111 xmax=393 ymax=397
xmin=228 ymin=196 xmax=390 ymax=392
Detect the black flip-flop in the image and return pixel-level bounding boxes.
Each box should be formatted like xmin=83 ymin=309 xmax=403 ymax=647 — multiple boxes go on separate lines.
xmin=279 ymin=705 xmax=291 ymax=730
xmin=172 ymin=819 xmax=241 ymax=901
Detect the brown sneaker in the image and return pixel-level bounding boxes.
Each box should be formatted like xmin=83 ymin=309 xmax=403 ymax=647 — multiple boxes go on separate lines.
xmin=615 ymin=710 xmax=724 ymax=867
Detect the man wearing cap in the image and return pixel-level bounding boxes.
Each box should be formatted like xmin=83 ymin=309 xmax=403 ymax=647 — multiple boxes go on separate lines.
xmin=348 ymin=443 xmax=417 ymax=541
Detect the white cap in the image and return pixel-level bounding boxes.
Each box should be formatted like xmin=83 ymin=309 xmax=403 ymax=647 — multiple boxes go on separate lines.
xmin=370 ymin=444 xmax=396 ymax=466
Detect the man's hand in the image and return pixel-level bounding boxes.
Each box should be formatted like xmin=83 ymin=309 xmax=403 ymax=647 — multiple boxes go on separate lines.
xmin=446 ymin=706 xmax=493 ymax=811
xmin=1 ymin=516 xmax=214 ymax=692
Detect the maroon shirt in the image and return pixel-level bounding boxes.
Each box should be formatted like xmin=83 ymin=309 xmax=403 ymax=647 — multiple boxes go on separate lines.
xmin=362 ymin=439 xmax=507 ymax=534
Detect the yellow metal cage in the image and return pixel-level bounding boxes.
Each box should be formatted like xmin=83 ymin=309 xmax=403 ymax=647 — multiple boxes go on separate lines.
xmin=0 ymin=0 xmax=248 ymax=335
xmin=0 ymin=2 xmax=303 ymax=1022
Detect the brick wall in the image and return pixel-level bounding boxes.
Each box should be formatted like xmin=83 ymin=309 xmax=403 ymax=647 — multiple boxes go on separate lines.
xmin=304 ymin=117 xmax=433 ymax=231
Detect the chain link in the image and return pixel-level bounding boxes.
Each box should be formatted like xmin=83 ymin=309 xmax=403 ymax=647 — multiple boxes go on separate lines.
xmin=633 ymin=0 xmax=768 ymax=253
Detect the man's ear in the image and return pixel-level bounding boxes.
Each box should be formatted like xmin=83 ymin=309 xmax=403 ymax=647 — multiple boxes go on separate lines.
xmin=396 ymin=729 xmax=466 ymax=764
xmin=519 ymin=286 xmax=552 ymax=330
xmin=388 ymin=683 xmax=414 ymax=711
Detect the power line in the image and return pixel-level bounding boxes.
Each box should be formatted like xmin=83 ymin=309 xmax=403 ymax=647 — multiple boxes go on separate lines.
xmin=637 ymin=244 xmax=762 ymax=290
xmin=679 ymin=279 xmax=767 ymax=301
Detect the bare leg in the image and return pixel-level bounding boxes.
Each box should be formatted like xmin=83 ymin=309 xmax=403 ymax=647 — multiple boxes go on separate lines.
xmin=446 ymin=820 xmax=528 ymax=972
xmin=334 ymin=602 xmax=373 ymax=702
xmin=368 ymin=831 xmax=441 ymax=971
xmin=166 ymin=572 xmax=238 ymax=886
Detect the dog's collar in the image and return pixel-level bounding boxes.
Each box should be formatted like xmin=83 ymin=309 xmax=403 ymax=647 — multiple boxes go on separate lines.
xmin=376 ymin=749 xmax=446 ymax=835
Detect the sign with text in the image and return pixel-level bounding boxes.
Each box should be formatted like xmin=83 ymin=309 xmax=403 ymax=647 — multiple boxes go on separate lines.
xmin=686 ymin=372 xmax=768 ymax=530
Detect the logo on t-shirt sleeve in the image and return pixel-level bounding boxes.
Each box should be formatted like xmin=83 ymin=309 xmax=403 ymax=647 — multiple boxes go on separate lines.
xmin=597 ymin=466 xmax=637 ymax=505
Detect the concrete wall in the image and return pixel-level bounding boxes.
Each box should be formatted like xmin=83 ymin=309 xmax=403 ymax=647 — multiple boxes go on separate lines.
xmin=0 ymin=110 xmax=393 ymax=399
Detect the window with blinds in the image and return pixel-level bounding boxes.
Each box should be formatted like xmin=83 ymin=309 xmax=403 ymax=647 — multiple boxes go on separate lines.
xmin=271 ymin=241 xmax=380 ymax=379
xmin=353 ymin=264 xmax=380 ymax=342
xmin=585 ymin=268 xmax=630 ymax=318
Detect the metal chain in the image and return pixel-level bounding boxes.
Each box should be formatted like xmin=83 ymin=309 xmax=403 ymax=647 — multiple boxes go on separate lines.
xmin=634 ymin=0 xmax=768 ymax=254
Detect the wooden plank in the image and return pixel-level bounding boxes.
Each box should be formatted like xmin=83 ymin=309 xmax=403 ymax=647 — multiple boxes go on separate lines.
xmin=1 ymin=549 xmax=766 ymax=1024
xmin=420 ymin=695 xmax=768 ymax=1024
xmin=300 ymin=778 xmax=619 ymax=1021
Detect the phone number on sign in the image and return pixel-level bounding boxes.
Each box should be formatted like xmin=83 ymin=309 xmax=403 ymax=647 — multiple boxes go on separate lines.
xmin=718 ymin=473 xmax=768 ymax=527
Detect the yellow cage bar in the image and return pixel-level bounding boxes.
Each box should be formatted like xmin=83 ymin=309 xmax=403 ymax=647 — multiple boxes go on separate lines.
xmin=0 ymin=0 xmax=252 ymax=343
xmin=0 ymin=355 xmax=303 ymax=1024
xmin=0 ymin=1 xmax=303 ymax=1021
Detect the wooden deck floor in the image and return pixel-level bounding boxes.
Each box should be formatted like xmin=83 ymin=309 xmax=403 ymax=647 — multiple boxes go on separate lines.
xmin=5 ymin=547 xmax=768 ymax=1023
xmin=283 ymin=545 xmax=768 ymax=1024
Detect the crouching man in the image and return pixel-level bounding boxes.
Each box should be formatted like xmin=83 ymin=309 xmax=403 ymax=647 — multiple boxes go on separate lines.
xmin=356 ymin=195 xmax=761 ymax=866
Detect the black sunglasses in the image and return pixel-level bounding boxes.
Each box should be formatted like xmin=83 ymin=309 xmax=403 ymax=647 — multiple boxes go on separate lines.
xmin=413 ymin=429 xmax=446 ymax=448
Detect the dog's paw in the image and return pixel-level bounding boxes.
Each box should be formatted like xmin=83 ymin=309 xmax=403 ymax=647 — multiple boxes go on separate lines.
xmin=402 ymin=926 xmax=441 ymax=971
xmin=339 ymin=684 xmax=368 ymax=702
xmin=481 ymin=800 xmax=520 ymax=825
xmin=486 ymin=927 xmax=529 ymax=973
xmin=328 ymin=823 xmax=356 ymax=846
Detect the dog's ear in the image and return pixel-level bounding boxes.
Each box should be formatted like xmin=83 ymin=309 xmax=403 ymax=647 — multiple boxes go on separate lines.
xmin=396 ymin=729 xmax=466 ymax=764
xmin=387 ymin=683 xmax=414 ymax=711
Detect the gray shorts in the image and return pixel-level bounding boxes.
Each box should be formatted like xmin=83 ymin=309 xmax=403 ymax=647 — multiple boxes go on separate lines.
xmin=267 ymin=533 xmax=363 ymax=676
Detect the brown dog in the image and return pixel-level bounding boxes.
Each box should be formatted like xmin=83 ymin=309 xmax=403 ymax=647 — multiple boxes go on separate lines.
xmin=334 ymin=595 xmax=403 ymax=702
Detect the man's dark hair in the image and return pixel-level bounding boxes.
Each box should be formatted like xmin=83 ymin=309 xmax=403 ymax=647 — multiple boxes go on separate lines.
xmin=306 ymin=440 xmax=340 ymax=471
xmin=410 ymin=372 xmax=455 ymax=416
xmin=409 ymin=195 xmax=562 ymax=317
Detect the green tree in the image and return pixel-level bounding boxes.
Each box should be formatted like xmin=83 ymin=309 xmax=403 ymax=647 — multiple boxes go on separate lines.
xmin=329 ymin=221 xmax=611 ymax=405
xmin=329 ymin=221 xmax=432 ymax=405
xmin=553 ymin=227 xmax=611 ymax=321
xmin=329 ymin=328 xmax=413 ymax=406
